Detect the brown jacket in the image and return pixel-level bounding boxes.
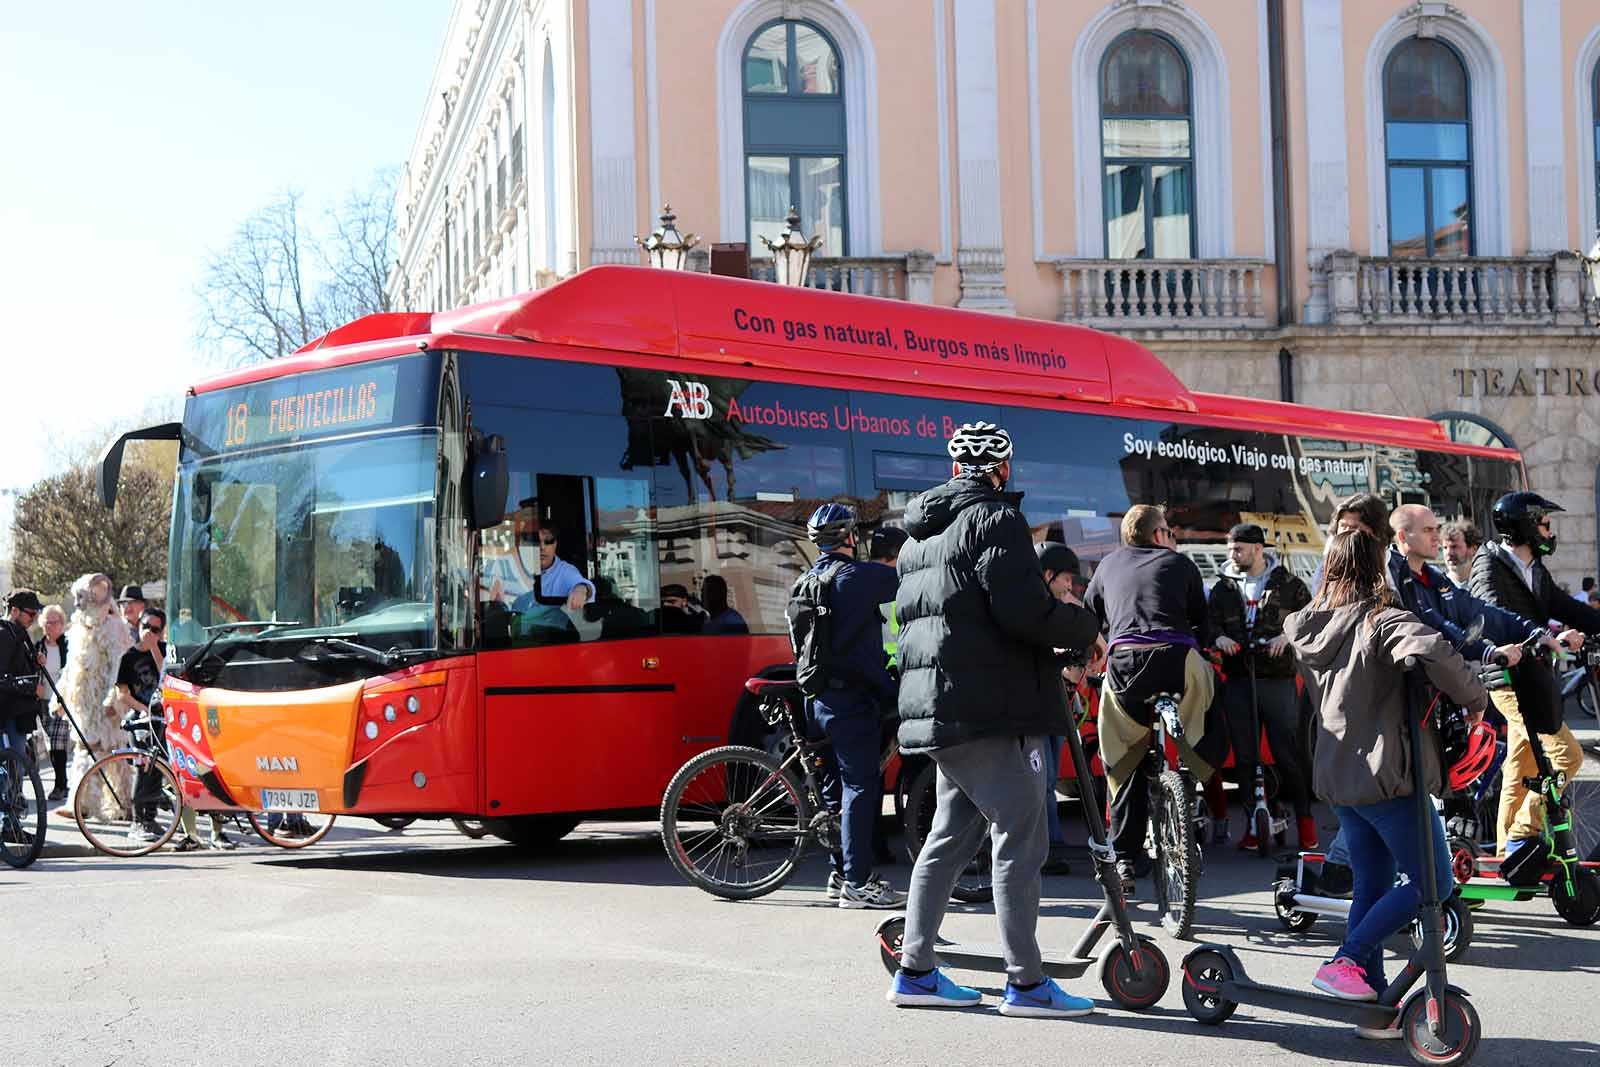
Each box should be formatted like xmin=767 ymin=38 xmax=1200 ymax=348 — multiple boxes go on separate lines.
xmin=1284 ymin=603 xmax=1486 ymax=807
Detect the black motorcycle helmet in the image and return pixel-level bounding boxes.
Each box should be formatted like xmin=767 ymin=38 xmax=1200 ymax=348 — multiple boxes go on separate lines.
xmin=1491 ymin=491 xmax=1564 ymax=556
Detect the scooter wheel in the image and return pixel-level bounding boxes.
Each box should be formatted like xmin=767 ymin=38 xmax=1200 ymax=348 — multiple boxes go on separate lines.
xmin=1448 ymin=836 xmax=1479 ymax=885
xmin=1180 ymin=949 xmax=1237 ymax=1024
xmin=1273 ymin=878 xmax=1316 ymax=932
xmin=1551 ymin=867 xmax=1600 ymax=926
xmin=1408 ymin=895 xmax=1473 ymax=963
xmin=1401 ymin=989 xmax=1480 ymax=1066
xmin=1098 ymin=936 xmax=1169 ymax=1010
xmin=875 ymin=915 xmax=906 ymax=977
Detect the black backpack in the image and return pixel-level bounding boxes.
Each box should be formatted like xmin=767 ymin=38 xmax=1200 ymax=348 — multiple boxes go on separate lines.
xmin=786 ymin=560 xmax=873 ymax=698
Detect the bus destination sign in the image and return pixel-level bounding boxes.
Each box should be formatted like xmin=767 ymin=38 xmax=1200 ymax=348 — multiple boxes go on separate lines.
xmin=196 ymin=363 xmax=403 ymax=452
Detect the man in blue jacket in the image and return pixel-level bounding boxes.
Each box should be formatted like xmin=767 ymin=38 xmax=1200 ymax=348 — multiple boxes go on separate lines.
xmin=1388 ymin=504 xmax=1543 ymax=665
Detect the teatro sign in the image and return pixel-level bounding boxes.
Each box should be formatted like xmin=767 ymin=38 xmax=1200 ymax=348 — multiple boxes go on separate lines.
xmin=1450 ymin=366 xmax=1600 ymax=398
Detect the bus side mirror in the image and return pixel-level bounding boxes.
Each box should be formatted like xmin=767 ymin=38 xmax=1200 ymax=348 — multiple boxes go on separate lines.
xmin=469 ymin=434 xmax=509 ymax=530
xmin=97 ymin=422 xmax=182 ymax=509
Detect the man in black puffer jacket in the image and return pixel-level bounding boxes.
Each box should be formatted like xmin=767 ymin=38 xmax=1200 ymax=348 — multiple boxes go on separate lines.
xmin=887 ymin=422 xmax=1101 ymax=1018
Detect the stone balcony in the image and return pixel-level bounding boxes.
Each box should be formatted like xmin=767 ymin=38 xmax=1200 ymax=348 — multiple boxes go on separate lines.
xmin=1324 ymin=250 xmax=1593 ymax=327
xmin=689 ymin=251 xmax=936 ymax=302
xmin=1048 ymin=259 xmax=1273 ymax=329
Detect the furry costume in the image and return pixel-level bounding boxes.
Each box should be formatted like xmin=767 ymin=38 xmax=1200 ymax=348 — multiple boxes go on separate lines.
xmin=59 ymin=573 xmax=133 ymax=820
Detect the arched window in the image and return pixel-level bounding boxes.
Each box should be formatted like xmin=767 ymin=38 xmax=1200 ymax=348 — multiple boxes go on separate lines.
xmin=1592 ymin=62 xmax=1599 ymax=225
xmin=1431 ymin=411 xmax=1514 ymax=451
xmin=1384 ymin=38 xmax=1472 ymax=258
xmin=742 ymin=19 xmax=846 ymax=256
xmin=541 ymin=40 xmax=558 ymax=272
xmin=1100 ymin=30 xmax=1194 ymax=259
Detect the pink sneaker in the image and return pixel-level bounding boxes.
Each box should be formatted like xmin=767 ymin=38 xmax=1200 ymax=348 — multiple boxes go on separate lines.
xmin=1312 ymin=957 xmax=1377 ymax=1001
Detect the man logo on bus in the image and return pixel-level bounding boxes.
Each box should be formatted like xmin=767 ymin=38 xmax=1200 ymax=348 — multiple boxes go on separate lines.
xmin=665 ymin=379 xmax=713 ymax=420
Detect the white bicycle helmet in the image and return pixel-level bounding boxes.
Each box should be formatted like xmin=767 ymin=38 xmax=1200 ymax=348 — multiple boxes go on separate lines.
xmin=946 ymin=421 xmax=1013 ymax=470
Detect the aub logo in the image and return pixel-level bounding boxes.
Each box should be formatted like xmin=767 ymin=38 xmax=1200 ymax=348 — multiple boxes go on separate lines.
xmin=665 ymin=379 xmax=712 ymax=420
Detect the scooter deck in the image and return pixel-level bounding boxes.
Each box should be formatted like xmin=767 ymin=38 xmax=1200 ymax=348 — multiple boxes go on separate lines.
xmin=930 ymin=940 xmax=1095 ymax=980
xmin=1220 ymin=978 xmax=1398 ymax=1027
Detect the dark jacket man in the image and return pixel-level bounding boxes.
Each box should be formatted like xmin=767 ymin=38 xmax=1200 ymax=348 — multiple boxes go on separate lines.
xmin=1208 ymin=551 xmax=1310 ymax=679
xmin=1387 ymin=545 xmax=1541 ymax=661
xmin=895 ymin=473 xmax=1100 ymax=752
xmin=1469 ymin=540 xmax=1600 ymax=635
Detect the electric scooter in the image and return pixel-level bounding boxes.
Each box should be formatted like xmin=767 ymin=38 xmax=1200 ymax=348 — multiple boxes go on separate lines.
xmin=1182 ymin=659 xmax=1482 ymax=1066
xmin=874 ymin=693 xmax=1171 ymax=1010
xmin=1450 ymin=639 xmax=1600 ymax=925
xmin=1241 ymin=635 xmax=1288 ymax=858
xmin=1271 ymin=844 xmax=1476 ymax=962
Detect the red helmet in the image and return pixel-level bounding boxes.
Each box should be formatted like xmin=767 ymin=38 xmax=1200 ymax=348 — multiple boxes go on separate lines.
xmin=1447 ymin=721 xmax=1499 ymax=792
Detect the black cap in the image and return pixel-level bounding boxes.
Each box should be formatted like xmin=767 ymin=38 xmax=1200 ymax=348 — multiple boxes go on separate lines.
xmin=870 ymin=526 xmax=908 ymax=561
xmin=1034 ymin=541 xmax=1080 ymax=576
xmin=1227 ymin=523 xmax=1267 ymax=545
xmin=5 ymin=589 xmax=44 ymax=613
xmin=117 ymin=585 xmax=146 ymax=604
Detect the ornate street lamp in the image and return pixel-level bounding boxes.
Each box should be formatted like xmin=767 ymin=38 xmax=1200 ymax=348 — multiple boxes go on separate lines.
xmin=760 ymin=205 xmax=823 ymax=287
xmin=635 ymin=204 xmax=699 ymax=270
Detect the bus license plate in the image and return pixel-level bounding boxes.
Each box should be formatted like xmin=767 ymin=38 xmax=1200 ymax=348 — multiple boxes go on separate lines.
xmin=260 ymin=789 xmax=320 ymax=812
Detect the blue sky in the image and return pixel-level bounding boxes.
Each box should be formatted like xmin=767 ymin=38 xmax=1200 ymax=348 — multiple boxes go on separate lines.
xmin=0 ymin=3 xmax=451 ymax=509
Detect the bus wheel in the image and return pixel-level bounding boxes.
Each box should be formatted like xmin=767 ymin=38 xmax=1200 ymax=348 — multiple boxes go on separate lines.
xmin=487 ymin=814 xmax=581 ymax=849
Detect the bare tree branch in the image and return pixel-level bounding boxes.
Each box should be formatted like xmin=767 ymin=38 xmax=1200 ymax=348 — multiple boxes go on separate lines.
xmin=194 ymin=169 xmax=398 ymax=367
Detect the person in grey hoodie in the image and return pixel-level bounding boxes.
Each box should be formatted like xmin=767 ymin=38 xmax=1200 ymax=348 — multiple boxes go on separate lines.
xmin=1284 ymin=529 xmax=1487 ymax=1021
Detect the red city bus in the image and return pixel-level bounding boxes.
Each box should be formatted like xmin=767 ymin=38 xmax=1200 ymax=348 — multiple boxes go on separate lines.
xmin=101 ymin=266 xmax=1522 ymax=845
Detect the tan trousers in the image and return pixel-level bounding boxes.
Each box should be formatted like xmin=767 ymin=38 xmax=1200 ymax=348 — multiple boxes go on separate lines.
xmin=1492 ymin=688 xmax=1583 ymax=854
xmin=1099 ymin=645 xmax=1217 ymax=802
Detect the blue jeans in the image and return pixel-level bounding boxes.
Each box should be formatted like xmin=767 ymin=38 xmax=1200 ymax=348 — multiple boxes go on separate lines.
xmin=0 ymin=717 xmax=25 ymax=759
xmin=1331 ymin=795 xmax=1453 ymax=993
xmin=810 ymin=693 xmax=883 ymax=887
xmin=1043 ymin=736 xmax=1067 ymax=846
xmin=1325 ymin=825 xmax=1349 ymax=866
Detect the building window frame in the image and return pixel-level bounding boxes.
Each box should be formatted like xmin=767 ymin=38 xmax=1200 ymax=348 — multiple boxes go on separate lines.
xmin=1097 ymin=29 xmax=1196 ymax=261
xmin=1362 ymin=8 xmax=1510 ymax=256
xmin=716 ymin=0 xmax=879 ymax=256
xmin=1429 ymin=410 xmax=1515 ymax=452
xmin=1382 ymin=36 xmax=1474 ymax=258
xmin=741 ymin=17 xmax=848 ymax=257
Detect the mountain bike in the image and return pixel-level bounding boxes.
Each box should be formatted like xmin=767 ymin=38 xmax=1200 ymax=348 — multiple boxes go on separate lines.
xmin=0 ymin=744 xmax=46 ymax=868
xmin=660 ymin=676 xmax=915 ymax=900
xmin=1144 ymin=691 xmax=1202 ymax=938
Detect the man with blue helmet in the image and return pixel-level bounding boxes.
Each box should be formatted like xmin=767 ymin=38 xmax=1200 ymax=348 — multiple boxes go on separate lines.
xmin=793 ymin=501 xmax=902 ymax=908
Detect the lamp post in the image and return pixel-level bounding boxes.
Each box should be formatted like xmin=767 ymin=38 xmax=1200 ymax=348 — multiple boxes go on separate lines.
xmin=634 ymin=204 xmax=699 ymax=270
xmin=760 ymin=205 xmax=822 ymax=287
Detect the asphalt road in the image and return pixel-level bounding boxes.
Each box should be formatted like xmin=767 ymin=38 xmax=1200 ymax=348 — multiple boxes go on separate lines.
xmin=5 ymin=782 xmax=1598 ymax=1067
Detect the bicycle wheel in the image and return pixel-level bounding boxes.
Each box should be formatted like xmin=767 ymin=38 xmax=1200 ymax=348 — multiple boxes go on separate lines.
xmin=72 ymin=752 xmax=181 ymax=858
xmin=660 ymin=745 xmax=809 ymax=900
xmin=901 ymin=761 xmax=994 ymax=904
xmin=0 ymin=751 xmax=46 ymax=868
xmin=1153 ymin=770 xmax=1199 ymax=939
xmin=452 ymin=817 xmax=490 ymax=839
xmin=247 ymin=810 xmax=336 ymax=849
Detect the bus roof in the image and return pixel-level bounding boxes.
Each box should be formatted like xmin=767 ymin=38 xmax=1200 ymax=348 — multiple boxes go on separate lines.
xmin=195 ymin=266 xmax=1510 ymax=460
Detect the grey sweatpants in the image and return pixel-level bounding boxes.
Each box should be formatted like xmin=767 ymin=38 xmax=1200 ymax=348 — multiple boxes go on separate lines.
xmin=899 ymin=733 xmax=1050 ymax=985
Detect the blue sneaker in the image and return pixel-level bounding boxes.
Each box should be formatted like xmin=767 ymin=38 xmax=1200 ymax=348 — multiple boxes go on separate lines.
xmin=998 ymin=977 xmax=1095 ymax=1018
xmin=886 ymin=968 xmax=983 ymax=1008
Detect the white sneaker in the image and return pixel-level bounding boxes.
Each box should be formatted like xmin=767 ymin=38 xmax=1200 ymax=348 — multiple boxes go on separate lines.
xmin=125 ymin=823 xmax=153 ymax=844
xmin=208 ymin=832 xmax=238 ymax=851
xmin=839 ymin=876 xmax=906 ymax=910
xmin=826 ymin=870 xmax=845 ymax=900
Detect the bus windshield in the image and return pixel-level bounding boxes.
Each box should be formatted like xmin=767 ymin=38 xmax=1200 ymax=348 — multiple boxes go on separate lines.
xmin=167 ymin=431 xmax=439 ymax=663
